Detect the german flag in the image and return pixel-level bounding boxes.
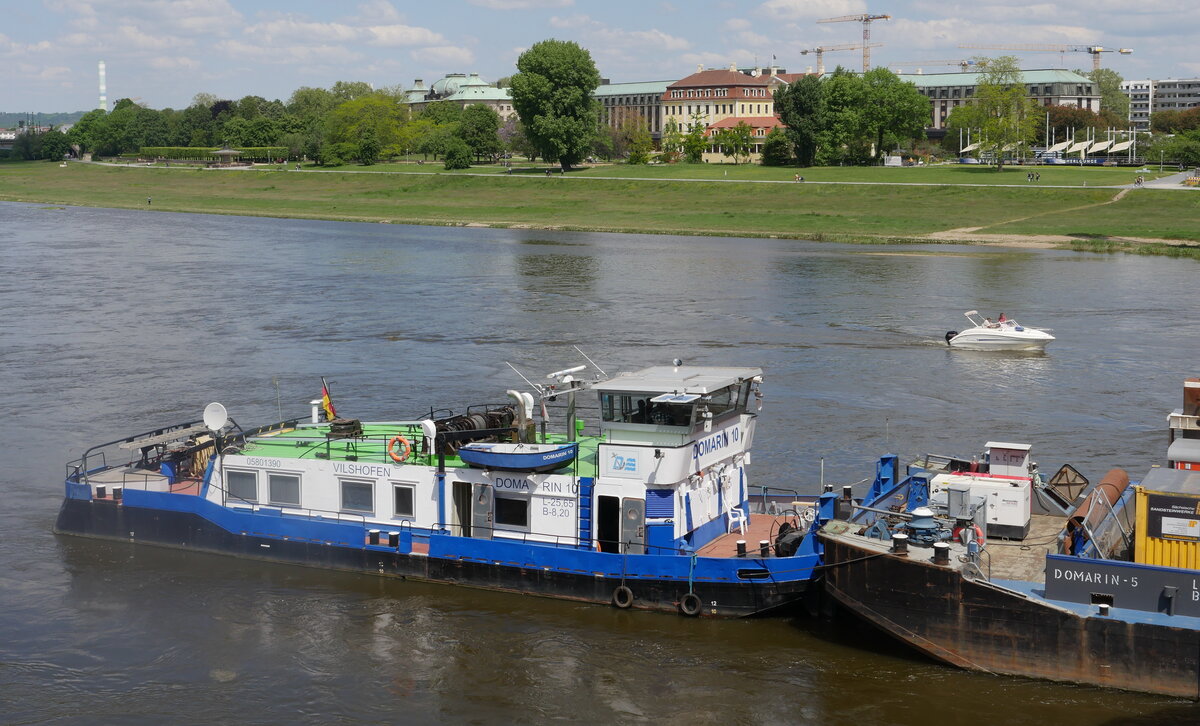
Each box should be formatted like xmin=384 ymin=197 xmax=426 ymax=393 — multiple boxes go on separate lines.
xmin=321 ymin=377 xmax=337 ymax=420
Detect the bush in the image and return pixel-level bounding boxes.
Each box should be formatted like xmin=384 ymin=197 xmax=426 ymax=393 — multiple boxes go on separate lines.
xmin=761 ymin=128 xmax=793 ymax=166
xmin=443 ymin=138 xmax=472 ymax=170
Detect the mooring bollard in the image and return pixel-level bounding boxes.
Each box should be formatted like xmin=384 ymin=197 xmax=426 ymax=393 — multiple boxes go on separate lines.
xmin=933 ymin=541 xmax=950 ymax=565
xmin=736 ymin=540 xmax=747 ymax=557
xmin=891 ymin=533 xmax=909 ymax=555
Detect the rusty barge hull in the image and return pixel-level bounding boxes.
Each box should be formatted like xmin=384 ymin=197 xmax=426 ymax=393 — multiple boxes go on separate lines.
xmin=821 ymin=536 xmax=1200 ymax=698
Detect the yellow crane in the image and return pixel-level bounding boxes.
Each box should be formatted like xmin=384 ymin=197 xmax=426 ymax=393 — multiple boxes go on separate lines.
xmin=888 ymin=59 xmax=982 ymax=73
xmin=800 ymin=43 xmax=881 ymax=75
xmin=958 ymin=44 xmax=1132 ymax=71
xmin=817 ymin=13 xmax=891 ymax=71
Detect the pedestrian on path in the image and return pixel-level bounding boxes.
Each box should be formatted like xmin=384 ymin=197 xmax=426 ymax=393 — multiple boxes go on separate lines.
xmin=147 ymin=196 xmax=151 ymax=205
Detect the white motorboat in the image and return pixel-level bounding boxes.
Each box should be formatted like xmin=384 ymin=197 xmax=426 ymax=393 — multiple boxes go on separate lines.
xmin=944 ymin=310 xmax=1054 ymax=351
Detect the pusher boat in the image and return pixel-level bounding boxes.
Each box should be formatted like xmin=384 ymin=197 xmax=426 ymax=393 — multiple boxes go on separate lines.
xmin=56 ymin=361 xmax=823 ymax=617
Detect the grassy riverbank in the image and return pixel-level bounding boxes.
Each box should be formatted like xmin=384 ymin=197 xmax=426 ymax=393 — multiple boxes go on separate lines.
xmin=2 ymin=161 xmax=1197 ymax=252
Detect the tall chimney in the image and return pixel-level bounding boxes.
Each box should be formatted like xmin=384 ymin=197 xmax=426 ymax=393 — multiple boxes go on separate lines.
xmin=98 ymin=60 xmax=107 ymax=112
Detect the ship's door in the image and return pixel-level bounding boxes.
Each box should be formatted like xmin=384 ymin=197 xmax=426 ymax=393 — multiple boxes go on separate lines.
xmin=597 ymin=495 xmax=621 ymax=553
xmin=621 ymin=498 xmax=645 ymax=555
xmin=472 ymin=483 xmax=493 ymax=540
xmin=452 ymin=481 xmax=472 ymax=538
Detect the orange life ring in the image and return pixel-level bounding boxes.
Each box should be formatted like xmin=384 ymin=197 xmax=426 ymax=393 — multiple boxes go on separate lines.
xmin=953 ymin=524 xmax=985 ymax=546
xmin=387 ymin=435 xmax=411 ymax=463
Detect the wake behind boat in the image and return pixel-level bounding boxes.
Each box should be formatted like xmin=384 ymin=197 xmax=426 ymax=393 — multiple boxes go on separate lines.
xmin=55 ymin=360 xmax=823 ymax=618
xmin=944 ymin=310 xmax=1054 ymax=351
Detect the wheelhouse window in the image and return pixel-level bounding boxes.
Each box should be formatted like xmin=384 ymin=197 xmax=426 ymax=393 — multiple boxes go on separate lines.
xmin=495 ymin=495 xmax=529 ymax=529
xmin=268 ymin=472 xmax=301 ymax=506
xmin=393 ymin=483 xmax=415 ymax=518
xmin=600 ymin=392 xmax=693 ymax=427
xmin=341 ymin=479 xmax=374 ymax=514
xmin=226 ymin=470 xmax=257 ymax=502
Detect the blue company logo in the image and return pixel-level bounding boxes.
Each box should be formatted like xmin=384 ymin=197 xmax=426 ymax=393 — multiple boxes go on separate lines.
xmin=611 ymin=453 xmax=638 ymax=473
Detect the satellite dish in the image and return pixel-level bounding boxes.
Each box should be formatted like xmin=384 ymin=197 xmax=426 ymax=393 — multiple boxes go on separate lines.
xmin=203 ymin=402 xmax=229 ymax=431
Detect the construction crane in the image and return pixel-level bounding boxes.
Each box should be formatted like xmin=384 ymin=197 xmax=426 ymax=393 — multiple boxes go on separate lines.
xmin=817 ymin=14 xmax=890 ymax=71
xmin=958 ymin=44 xmax=1133 ymax=71
xmin=889 ymin=59 xmax=982 ymax=73
xmin=800 ymin=43 xmax=881 ymax=75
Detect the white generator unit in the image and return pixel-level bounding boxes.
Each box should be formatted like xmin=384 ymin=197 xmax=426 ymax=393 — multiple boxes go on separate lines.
xmin=929 ymin=442 xmax=1034 ymax=540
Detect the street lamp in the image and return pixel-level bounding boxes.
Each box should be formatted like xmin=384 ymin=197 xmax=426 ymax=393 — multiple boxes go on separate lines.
xmin=1160 ymin=150 xmax=1164 ymax=173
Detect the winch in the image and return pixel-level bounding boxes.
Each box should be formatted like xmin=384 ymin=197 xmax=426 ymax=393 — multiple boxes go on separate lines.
xmin=904 ymin=506 xmax=951 ymax=547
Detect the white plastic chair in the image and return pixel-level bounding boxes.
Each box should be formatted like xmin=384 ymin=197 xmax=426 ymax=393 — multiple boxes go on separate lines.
xmin=727 ymin=507 xmax=747 ymax=535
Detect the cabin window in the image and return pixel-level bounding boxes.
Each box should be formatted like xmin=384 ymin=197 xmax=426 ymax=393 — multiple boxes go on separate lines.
xmin=702 ymin=385 xmax=739 ymax=419
xmin=340 ymin=479 xmax=374 ymax=514
xmin=268 ymin=472 xmax=300 ymax=506
xmin=495 ymin=495 xmax=529 ymax=529
xmin=226 ymin=470 xmax=257 ymax=502
xmin=600 ymin=392 xmax=692 ymax=427
xmin=393 ymin=484 xmax=415 ymax=518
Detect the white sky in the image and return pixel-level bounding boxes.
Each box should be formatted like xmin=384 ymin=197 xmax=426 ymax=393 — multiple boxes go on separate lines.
xmin=2 ymin=0 xmax=1195 ymax=112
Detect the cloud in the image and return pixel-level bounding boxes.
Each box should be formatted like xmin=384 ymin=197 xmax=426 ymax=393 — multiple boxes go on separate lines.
xmin=148 ymin=56 xmax=199 ymax=70
xmin=17 ymin=62 xmax=73 ymax=82
xmin=411 ymin=45 xmax=476 ymax=68
xmin=758 ymin=0 xmax=864 ymax=21
xmin=215 ymin=38 xmax=364 ymax=65
xmin=725 ymin=18 xmax=751 ymax=31
xmin=468 ymin=0 xmax=573 ymax=8
xmin=549 ymin=14 xmax=599 ymax=29
xmin=241 ymin=17 xmax=443 ymax=47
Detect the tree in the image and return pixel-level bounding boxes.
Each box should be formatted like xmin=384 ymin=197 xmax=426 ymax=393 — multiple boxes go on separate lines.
xmin=356 ymin=127 xmax=381 ymax=165
xmin=420 ymin=101 xmax=463 ymax=125
xmin=760 ymin=128 xmax=793 ymax=166
xmin=443 ymin=137 xmax=472 ymax=169
xmin=458 ymin=104 xmax=502 ymax=160
xmin=325 ymin=93 xmax=407 ymax=155
xmin=774 ymin=74 xmax=824 ymax=166
xmin=509 ymin=39 xmax=602 ymax=171
xmin=288 ymin=87 xmax=337 ymax=125
xmin=66 ymin=109 xmax=107 ymax=153
xmin=331 ymin=81 xmax=374 ymax=101
xmin=625 ymin=120 xmax=652 ymax=164
xmin=38 ymin=129 xmax=70 ymax=160
xmin=1081 ymin=68 xmax=1130 ymax=120
xmin=682 ymin=110 xmax=707 ymax=163
xmin=714 ymin=122 xmax=752 ymax=164
xmin=954 ymin=56 xmax=1040 ymax=170
xmin=860 ymin=67 xmax=929 ymax=160
xmin=1152 ymin=107 xmax=1200 ymax=134
xmin=660 ymin=117 xmax=683 ymax=163
xmin=817 ymin=68 xmax=870 ymax=165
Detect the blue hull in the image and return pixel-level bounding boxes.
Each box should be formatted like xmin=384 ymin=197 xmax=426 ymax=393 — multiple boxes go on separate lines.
xmin=55 ymin=484 xmax=818 ymax=618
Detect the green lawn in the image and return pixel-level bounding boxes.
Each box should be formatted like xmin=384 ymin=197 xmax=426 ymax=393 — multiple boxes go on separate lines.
xmin=1 ymin=160 xmax=1196 ymax=248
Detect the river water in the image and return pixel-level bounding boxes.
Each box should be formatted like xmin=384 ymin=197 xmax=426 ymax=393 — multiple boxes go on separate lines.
xmin=2 ymin=201 xmax=1197 ymax=725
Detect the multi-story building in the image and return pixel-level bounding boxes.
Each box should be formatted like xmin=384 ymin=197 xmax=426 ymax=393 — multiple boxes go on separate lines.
xmin=1120 ymin=78 xmax=1200 ymax=130
xmin=1152 ymin=78 xmax=1200 ymax=113
xmin=1121 ymin=79 xmax=1155 ymax=130
xmin=898 ymin=69 xmax=1100 ymax=131
xmin=594 ymin=80 xmax=674 ymax=141
xmin=659 ymin=65 xmax=806 ymax=162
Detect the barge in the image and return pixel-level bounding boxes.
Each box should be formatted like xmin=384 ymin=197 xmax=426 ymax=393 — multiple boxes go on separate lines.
xmin=818 ymin=378 xmax=1200 ymax=697
xmin=56 ymin=362 xmax=822 ymax=617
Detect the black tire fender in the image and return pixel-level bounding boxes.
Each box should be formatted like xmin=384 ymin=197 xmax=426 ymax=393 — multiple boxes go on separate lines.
xmin=679 ymin=592 xmax=702 ymax=617
xmin=612 ymin=585 xmax=634 ymax=609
